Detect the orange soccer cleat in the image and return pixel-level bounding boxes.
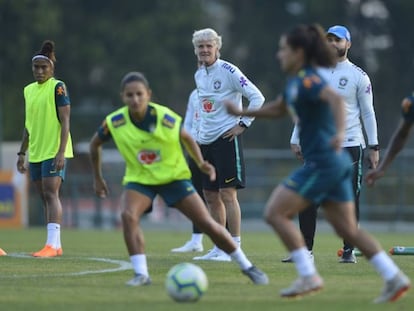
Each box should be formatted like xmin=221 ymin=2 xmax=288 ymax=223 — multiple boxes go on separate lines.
xmin=32 ymin=245 xmax=59 ymax=257
xmin=0 ymin=248 xmax=7 ymax=256
xmin=57 ymin=248 xmax=63 ymax=256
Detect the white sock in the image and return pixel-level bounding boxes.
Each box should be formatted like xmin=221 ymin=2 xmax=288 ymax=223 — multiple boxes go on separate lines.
xmin=130 ymin=254 xmax=149 ymax=277
xmin=46 ymin=223 xmax=60 ymax=249
xmin=232 ymin=236 xmax=241 ymax=247
xmin=291 ymin=247 xmax=317 ymax=277
xmin=56 ymin=226 xmax=62 ymax=249
xmin=370 ymin=251 xmax=399 ymax=281
xmin=191 ymin=233 xmax=203 ymax=244
xmin=230 ymin=247 xmax=252 ymax=270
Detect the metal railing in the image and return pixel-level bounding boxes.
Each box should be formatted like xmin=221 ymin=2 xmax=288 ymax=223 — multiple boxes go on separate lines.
xmin=28 ymin=148 xmax=414 ymax=228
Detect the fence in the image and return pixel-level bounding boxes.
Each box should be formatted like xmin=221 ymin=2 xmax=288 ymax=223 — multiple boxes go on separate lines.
xmin=27 ymin=148 xmax=414 ymax=229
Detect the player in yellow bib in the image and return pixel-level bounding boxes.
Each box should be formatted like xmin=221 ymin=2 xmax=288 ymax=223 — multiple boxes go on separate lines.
xmin=89 ymin=71 xmax=268 ymax=286
xmin=17 ymin=40 xmax=73 ymax=257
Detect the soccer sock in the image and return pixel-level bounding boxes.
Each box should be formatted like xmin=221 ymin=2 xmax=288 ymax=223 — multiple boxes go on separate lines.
xmin=46 ymin=223 xmax=60 ymax=249
xmin=130 ymin=254 xmax=149 ymax=277
xmin=370 ymin=251 xmax=399 ymax=281
xmin=291 ymin=247 xmax=317 ymax=277
xmin=232 ymin=236 xmax=241 ymax=246
xmin=191 ymin=233 xmax=203 ymax=244
xmin=230 ymin=247 xmax=252 ymax=270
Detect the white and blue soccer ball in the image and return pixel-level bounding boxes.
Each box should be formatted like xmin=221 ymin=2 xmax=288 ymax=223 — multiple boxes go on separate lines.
xmin=165 ymin=262 xmax=208 ymax=302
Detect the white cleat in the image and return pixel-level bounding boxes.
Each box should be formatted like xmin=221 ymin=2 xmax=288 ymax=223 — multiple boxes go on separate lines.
xmin=171 ymin=241 xmax=203 ymax=253
xmin=280 ymin=274 xmax=324 ymax=298
xmin=193 ymin=248 xmax=231 ymax=262
xmin=373 ymin=271 xmax=411 ymax=303
xmin=125 ymin=274 xmax=152 ymax=286
xmin=281 ymin=250 xmax=314 ymax=263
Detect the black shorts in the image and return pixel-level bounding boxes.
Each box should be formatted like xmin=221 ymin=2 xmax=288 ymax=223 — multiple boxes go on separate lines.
xmin=344 ymin=145 xmax=363 ymax=197
xmin=200 ymin=136 xmax=245 ymax=191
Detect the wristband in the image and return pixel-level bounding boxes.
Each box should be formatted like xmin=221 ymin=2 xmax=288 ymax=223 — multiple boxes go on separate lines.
xmin=369 ymin=145 xmax=380 ymax=151
xmin=17 ymin=152 xmax=26 ymax=156
xmin=238 ymin=121 xmax=248 ymax=129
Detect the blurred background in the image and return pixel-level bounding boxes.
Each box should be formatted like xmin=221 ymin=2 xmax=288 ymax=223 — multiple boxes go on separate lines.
xmin=1 ymin=0 xmax=414 ymax=229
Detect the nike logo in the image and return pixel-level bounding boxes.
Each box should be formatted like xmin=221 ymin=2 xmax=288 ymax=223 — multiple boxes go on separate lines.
xmin=49 ymin=170 xmax=57 ymax=174
xmin=225 ymin=177 xmax=236 ymax=183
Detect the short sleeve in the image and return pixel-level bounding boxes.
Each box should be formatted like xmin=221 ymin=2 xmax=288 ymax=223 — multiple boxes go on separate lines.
xmin=97 ymin=119 xmax=112 ymax=141
xmin=301 ymin=74 xmax=327 ymax=102
xmin=55 ymin=82 xmax=70 ymax=107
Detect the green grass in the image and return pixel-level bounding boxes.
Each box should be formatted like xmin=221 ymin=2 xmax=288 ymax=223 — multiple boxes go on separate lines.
xmin=0 ymin=227 xmax=413 ymax=311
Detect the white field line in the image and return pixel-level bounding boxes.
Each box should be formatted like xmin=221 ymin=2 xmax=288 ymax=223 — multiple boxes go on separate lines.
xmin=1 ymin=253 xmax=132 ymax=278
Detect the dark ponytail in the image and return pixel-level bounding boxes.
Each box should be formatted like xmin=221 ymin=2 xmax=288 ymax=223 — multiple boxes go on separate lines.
xmin=33 ymin=40 xmax=57 ymax=64
xmin=286 ymin=24 xmax=335 ymax=68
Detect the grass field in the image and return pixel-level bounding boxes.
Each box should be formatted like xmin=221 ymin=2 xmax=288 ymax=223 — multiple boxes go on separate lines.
xmin=0 ymin=226 xmax=412 ymax=311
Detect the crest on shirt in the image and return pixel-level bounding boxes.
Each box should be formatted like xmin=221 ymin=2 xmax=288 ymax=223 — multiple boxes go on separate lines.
xmin=162 ymin=114 xmax=176 ymax=128
xmin=338 ymin=77 xmax=348 ymax=89
xmin=137 ymin=149 xmax=161 ymax=164
xmin=111 ymin=113 xmax=126 ymax=128
xmin=202 ymin=98 xmax=215 ymax=113
xmin=213 ymin=80 xmax=222 ymax=90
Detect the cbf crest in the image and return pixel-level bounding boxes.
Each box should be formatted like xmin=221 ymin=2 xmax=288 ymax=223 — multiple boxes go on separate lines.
xmin=338 ymin=77 xmax=348 ymax=89
xmin=213 ymin=80 xmax=222 ymax=90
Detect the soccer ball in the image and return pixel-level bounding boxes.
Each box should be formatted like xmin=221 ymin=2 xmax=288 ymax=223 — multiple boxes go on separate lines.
xmin=165 ymin=262 xmax=208 ymax=302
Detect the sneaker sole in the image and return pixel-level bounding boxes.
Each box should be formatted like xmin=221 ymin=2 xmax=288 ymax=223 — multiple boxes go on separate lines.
xmin=281 ymin=285 xmax=323 ymax=298
xmin=171 ymin=249 xmax=203 ymax=253
xmin=390 ymin=285 xmax=410 ymax=302
xmin=281 ymin=259 xmax=293 ymax=263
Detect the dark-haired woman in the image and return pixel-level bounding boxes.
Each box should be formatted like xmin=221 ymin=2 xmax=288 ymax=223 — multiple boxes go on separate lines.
xmin=17 ymin=40 xmax=73 ymax=257
xmin=226 ymin=24 xmax=410 ymax=302
xmin=89 ymin=71 xmax=268 ymax=287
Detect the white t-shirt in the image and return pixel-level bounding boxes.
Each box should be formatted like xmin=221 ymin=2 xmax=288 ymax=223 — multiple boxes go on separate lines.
xmin=291 ymin=59 xmax=378 ymax=148
xmin=195 ymin=59 xmax=265 ymax=144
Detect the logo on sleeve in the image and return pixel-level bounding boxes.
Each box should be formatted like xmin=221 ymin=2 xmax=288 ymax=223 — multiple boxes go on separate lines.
xmin=221 ymin=62 xmax=236 ymax=73
xmin=239 ymin=76 xmax=248 ymax=88
xmin=56 ymin=84 xmax=66 ymax=96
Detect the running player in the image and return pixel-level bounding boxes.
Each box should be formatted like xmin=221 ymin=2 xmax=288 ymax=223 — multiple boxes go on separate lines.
xmin=89 ymin=71 xmax=268 ymax=286
xmin=16 ymin=40 xmax=73 ymax=257
xmin=366 ymin=93 xmax=414 ymax=185
xmin=286 ymin=25 xmax=380 ymax=263
xmin=226 ymin=23 xmax=410 ymax=302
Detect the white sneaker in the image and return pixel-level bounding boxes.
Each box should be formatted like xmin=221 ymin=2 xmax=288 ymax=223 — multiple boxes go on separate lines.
xmin=281 ymin=250 xmax=314 ymax=263
xmin=125 ymin=274 xmax=152 ymax=286
xmin=171 ymin=240 xmax=203 ymax=253
xmin=280 ymin=274 xmax=324 ymax=298
xmin=373 ymin=271 xmax=411 ymax=303
xmin=193 ymin=248 xmax=231 ymax=262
